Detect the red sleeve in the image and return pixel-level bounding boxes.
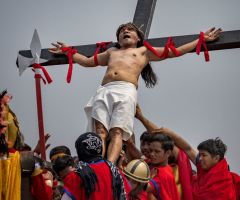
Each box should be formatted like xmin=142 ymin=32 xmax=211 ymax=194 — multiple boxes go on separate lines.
xmin=31 ymin=173 xmax=53 ymax=200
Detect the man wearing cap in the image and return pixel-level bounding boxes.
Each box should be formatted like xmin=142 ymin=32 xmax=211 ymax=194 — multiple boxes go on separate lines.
xmin=50 ymin=23 xmax=221 ymax=164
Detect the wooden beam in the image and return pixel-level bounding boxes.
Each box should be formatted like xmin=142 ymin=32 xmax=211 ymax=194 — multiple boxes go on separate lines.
xmin=133 ymin=0 xmax=157 ymax=39
xmin=16 ymin=30 xmax=240 ymax=68
xmin=148 ymin=30 xmax=240 ymax=52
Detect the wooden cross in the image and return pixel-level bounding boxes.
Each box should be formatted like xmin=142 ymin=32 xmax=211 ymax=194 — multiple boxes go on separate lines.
xmin=17 ymin=0 xmax=240 ymax=66
xmin=16 ymin=0 xmax=240 ymax=159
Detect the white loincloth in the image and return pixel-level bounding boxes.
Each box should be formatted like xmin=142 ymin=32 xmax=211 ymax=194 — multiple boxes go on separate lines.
xmin=84 ymin=81 xmax=137 ymax=141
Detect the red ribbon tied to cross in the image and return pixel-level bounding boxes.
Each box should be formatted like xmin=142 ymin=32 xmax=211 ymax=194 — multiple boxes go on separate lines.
xmin=143 ymin=37 xmax=180 ymax=59
xmin=162 ymin=37 xmax=180 ymax=58
xmin=61 ymin=47 xmax=78 ymax=83
xmin=196 ymin=32 xmax=210 ymax=62
xmin=94 ymin=41 xmax=112 ymax=66
xmin=32 ymin=63 xmax=53 ymax=84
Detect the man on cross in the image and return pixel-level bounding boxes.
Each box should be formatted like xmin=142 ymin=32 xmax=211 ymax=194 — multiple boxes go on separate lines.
xmin=49 ymin=22 xmax=221 ymax=163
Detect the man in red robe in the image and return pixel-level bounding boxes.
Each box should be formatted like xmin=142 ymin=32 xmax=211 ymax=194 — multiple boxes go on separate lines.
xmin=146 ymin=133 xmax=181 ymax=200
xmin=135 ymin=104 xmax=192 ymax=200
xmin=60 ymin=132 xmax=127 ymax=200
xmin=156 ymin=127 xmax=238 ymax=200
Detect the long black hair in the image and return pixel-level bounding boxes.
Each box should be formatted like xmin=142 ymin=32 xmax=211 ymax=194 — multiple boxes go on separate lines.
xmin=116 ymin=22 xmax=157 ymax=88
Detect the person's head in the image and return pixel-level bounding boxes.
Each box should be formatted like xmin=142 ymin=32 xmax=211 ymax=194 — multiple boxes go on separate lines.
xmin=52 ymin=155 xmax=75 ymax=179
xmin=116 ymin=22 xmax=144 ymax=49
xmin=49 ymin=145 xmax=71 ymax=163
xmin=75 ymin=132 xmax=102 ymax=162
xmin=148 ymin=133 xmax=174 ymax=166
xmin=0 ymin=89 xmax=12 ymax=105
xmin=197 ymin=137 xmax=227 ymax=170
xmin=140 ymin=131 xmax=151 ymax=158
xmin=123 ymin=159 xmax=150 ymax=198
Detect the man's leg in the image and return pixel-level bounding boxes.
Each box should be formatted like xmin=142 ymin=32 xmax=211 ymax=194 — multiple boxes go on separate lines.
xmin=107 ymin=127 xmax=123 ymax=163
xmin=94 ymin=120 xmax=108 ymax=158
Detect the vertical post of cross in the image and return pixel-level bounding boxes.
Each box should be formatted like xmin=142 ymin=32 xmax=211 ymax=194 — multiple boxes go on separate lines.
xmin=133 ymin=0 xmax=157 ymax=39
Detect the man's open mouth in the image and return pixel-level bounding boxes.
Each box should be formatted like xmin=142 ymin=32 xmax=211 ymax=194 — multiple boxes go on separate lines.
xmin=123 ymin=35 xmax=131 ymax=39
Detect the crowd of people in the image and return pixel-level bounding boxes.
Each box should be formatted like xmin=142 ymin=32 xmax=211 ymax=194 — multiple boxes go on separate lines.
xmin=1 ymin=22 xmax=240 ymax=199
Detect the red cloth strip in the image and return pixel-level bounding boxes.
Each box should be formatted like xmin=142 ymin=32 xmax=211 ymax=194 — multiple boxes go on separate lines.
xmin=32 ymin=63 xmax=52 ymax=84
xmin=61 ymin=47 xmax=78 ymax=83
xmin=167 ymin=37 xmax=180 ymax=57
xmin=196 ymin=32 xmax=210 ymax=62
xmin=144 ymin=38 xmax=180 ymax=59
xmin=143 ymin=40 xmax=162 ymax=57
xmin=94 ymin=42 xmax=112 ymax=66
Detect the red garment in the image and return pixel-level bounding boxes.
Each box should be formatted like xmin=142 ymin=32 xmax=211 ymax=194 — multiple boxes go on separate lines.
xmin=120 ymin=170 xmax=147 ymax=200
xmin=192 ymin=158 xmax=236 ymax=200
xmin=231 ymin=172 xmax=240 ymax=200
xmin=31 ymin=173 xmax=53 ymax=200
xmin=149 ymin=165 xmax=180 ymax=200
xmin=177 ymin=149 xmax=193 ymax=200
xmin=63 ymin=161 xmax=115 ymax=200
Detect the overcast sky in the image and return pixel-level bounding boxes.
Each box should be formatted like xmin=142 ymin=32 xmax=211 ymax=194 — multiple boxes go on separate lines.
xmin=0 ymin=0 xmax=239 ymax=173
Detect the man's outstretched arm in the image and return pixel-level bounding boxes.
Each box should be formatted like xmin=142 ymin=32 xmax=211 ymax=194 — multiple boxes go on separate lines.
xmin=135 ymin=104 xmax=179 ymax=158
xmin=49 ymin=41 xmax=110 ymax=67
xmin=148 ymin=27 xmax=222 ymax=61
xmin=135 ymin=104 xmax=159 ymax=132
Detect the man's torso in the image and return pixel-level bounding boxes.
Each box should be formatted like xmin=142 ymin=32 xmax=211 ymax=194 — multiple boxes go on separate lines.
xmin=102 ymin=46 xmax=149 ymax=87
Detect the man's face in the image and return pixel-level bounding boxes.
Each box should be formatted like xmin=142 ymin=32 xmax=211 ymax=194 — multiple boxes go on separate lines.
xmin=149 ymin=141 xmax=170 ymax=166
xmin=140 ymin=140 xmax=150 ymax=158
xmin=199 ymin=150 xmax=219 ymax=170
xmin=118 ymin=26 xmax=139 ymax=48
xmin=140 ymin=141 xmax=149 ymax=158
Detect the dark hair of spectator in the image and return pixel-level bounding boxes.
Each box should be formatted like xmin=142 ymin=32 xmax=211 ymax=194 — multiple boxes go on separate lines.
xmin=49 ymin=145 xmax=71 ymax=160
xmin=52 ymin=155 xmax=74 ymax=174
xmin=149 ymin=133 xmax=174 ymax=152
xmin=197 ymin=137 xmax=227 ymax=160
xmin=140 ymin=131 xmax=151 ymax=143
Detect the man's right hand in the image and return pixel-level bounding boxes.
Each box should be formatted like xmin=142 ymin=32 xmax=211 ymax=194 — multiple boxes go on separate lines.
xmin=48 ymin=41 xmax=69 ymax=54
xmin=135 ymin=103 xmax=144 ymax=120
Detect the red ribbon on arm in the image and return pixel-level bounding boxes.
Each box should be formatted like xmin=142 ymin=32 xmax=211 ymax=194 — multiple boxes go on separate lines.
xmin=93 ymin=41 xmax=112 ymax=66
xmin=167 ymin=37 xmax=180 ymax=57
xmin=144 ymin=38 xmax=180 ymax=59
xmin=143 ymin=40 xmax=162 ymax=57
xmin=196 ymin=32 xmax=210 ymax=62
xmin=61 ymin=47 xmax=78 ymax=83
xmin=32 ymin=63 xmax=53 ymax=84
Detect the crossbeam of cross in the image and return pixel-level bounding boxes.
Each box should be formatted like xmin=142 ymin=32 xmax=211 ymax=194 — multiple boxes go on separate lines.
xmin=16 ymin=0 xmax=240 ymax=159
xmin=17 ymin=0 xmax=240 ymax=67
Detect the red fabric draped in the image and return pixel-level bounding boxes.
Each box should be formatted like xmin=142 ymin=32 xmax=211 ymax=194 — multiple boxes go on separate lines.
xmin=177 ymin=149 xmax=193 ymax=200
xmin=149 ymin=165 xmax=180 ymax=200
xmin=93 ymin=41 xmax=112 ymax=65
xmin=31 ymin=173 xmax=53 ymax=200
xmin=143 ymin=37 xmax=180 ymax=59
xmin=231 ymin=172 xmax=240 ymax=200
xmin=192 ymin=158 xmax=236 ymax=200
xmin=196 ymin=32 xmax=210 ymax=62
xmin=61 ymin=47 xmax=78 ymax=83
xmin=63 ymin=162 xmax=115 ymax=200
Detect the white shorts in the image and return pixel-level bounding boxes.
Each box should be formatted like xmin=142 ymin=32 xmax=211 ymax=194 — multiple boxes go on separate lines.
xmin=84 ymin=81 xmax=137 ymax=141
